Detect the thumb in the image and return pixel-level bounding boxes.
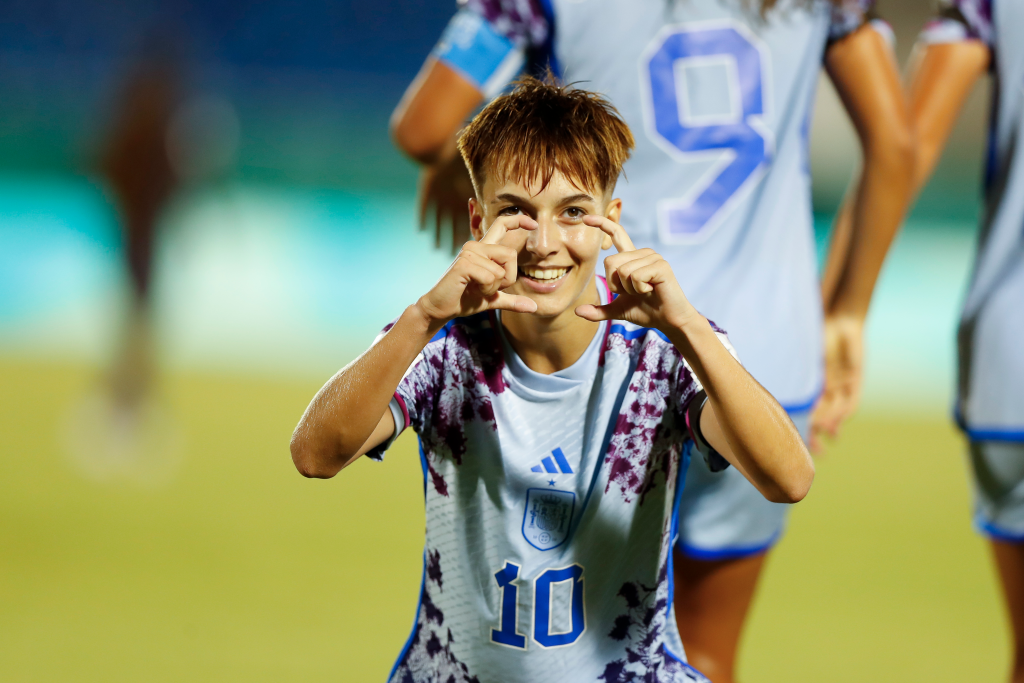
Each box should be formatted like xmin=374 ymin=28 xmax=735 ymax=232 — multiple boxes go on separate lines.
xmin=575 ymin=298 xmax=628 ymax=322
xmin=489 ymin=292 xmax=538 ymax=314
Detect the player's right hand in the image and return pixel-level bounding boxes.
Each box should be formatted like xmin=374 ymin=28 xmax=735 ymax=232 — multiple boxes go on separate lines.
xmin=415 ymin=215 xmax=539 ymax=328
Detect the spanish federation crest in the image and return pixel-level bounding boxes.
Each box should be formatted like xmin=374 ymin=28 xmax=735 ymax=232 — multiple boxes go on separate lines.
xmin=522 ymin=488 xmax=575 ymax=551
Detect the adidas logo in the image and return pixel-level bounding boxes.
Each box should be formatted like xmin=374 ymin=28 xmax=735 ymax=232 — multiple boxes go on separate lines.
xmin=530 ymin=448 xmax=573 ymax=475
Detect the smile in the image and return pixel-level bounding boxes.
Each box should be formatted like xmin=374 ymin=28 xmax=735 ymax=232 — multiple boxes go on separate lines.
xmin=518 ymin=266 xmax=572 ymax=295
xmin=520 ymin=266 xmax=571 ymax=283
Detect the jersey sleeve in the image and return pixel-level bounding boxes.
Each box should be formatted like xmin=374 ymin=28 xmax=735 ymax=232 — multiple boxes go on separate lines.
xmin=364 ymin=323 xmax=447 ymax=461
xmin=919 ymin=0 xmax=993 ymax=47
xmin=672 ymin=322 xmax=740 ymax=472
xmin=828 ymin=0 xmax=874 ymax=43
xmin=433 ymin=0 xmax=550 ymax=98
xmin=462 ymin=0 xmax=550 ymax=48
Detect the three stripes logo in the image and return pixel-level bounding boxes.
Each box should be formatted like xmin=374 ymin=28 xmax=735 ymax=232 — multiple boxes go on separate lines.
xmin=530 ymin=448 xmax=573 ymax=475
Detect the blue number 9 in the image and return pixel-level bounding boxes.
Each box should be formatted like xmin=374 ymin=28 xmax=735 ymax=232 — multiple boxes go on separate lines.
xmin=642 ymin=23 xmax=774 ymax=243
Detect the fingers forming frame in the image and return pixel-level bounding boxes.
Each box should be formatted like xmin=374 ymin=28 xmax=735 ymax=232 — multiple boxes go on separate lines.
xmin=456 ymin=252 xmax=504 ymax=297
xmin=583 ymin=214 xmax=636 ymax=253
xmin=451 ymin=245 xmax=537 ymax=314
xmin=463 ymin=241 xmax=519 ymax=289
xmin=605 ymin=250 xmax=659 ymax=296
xmin=624 ymin=262 xmax=668 ymax=296
xmin=481 ymin=214 xmax=538 ymax=246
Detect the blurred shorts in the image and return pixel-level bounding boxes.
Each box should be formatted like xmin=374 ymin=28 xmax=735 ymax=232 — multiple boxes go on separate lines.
xmin=971 ymin=440 xmax=1024 ymax=541
xmin=673 ymin=412 xmax=809 ymax=560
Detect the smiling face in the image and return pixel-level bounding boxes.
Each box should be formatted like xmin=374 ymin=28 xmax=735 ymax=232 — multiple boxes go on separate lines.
xmin=469 ymin=171 xmax=619 ymax=321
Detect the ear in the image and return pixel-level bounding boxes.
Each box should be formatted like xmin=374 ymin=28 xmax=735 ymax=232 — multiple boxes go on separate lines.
xmin=602 ymin=198 xmax=623 ymax=250
xmin=469 ymin=198 xmax=485 ymax=241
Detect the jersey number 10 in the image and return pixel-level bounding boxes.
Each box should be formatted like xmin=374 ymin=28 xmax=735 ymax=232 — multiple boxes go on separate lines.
xmin=490 ymin=561 xmax=585 ymax=649
xmin=641 ymin=22 xmax=774 ymax=244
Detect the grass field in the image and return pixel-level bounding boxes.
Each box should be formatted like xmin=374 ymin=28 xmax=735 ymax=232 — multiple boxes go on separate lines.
xmin=0 ymin=358 xmax=1008 ymax=682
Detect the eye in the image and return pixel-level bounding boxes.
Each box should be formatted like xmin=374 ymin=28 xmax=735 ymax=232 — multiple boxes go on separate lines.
xmin=563 ymin=207 xmax=585 ymax=220
xmin=498 ymin=205 xmax=521 ymax=216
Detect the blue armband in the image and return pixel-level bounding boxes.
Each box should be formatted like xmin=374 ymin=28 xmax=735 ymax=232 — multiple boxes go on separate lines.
xmin=434 ymin=9 xmax=525 ymax=98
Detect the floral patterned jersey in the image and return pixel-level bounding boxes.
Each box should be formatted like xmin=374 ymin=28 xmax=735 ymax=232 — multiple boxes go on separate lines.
xmin=372 ymin=278 xmax=734 ymax=683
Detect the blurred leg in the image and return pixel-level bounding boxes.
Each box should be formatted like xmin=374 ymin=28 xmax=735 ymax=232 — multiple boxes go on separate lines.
xmin=125 ymin=213 xmax=156 ymax=303
xmin=102 ymin=58 xmax=177 ymax=410
xmin=970 ymin=441 xmax=1024 ymax=683
xmin=108 ymin=211 xmax=158 ymax=408
xmin=674 ymin=551 xmax=767 ymax=683
xmin=991 ymin=540 xmax=1024 ymax=683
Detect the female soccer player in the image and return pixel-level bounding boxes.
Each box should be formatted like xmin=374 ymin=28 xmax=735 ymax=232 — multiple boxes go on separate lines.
xmin=907 ymin=3 xmax=1024 ymax=680
xmin=292 ymin=77 xmax=812 ymax=683
xmin=389 ymin=1 xmax=913 ymax=680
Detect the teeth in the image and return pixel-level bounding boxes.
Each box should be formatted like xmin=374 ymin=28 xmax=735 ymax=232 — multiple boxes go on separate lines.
xmin=522 ymin=267 xmax=569 ymax=281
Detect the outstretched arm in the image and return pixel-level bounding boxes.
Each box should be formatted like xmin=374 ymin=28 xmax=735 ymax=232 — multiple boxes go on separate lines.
xmin=290 ymin=216 xmax=537 ymax=478
xmin=811 ymin=24 xmax=916 ymax=450
xmin=577 ymin=216 xmax=813 ymax=504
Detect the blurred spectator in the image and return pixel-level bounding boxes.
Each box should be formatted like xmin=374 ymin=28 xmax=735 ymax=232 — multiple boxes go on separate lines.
xmin=101 ymin=35 xmax=182 ymax=410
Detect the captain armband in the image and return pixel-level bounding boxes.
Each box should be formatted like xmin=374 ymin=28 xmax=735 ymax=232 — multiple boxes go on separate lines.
xmin=684 ymin=390 xmax=730 ymax=473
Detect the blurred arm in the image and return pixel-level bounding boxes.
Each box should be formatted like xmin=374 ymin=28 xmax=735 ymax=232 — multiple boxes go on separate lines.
xmin=809 ymin=24 xmax=915 ymax=448
xmin=391 ymin=7 xmax=530 ymax=250
xmin=906 ymin=41 xmax=990 ymax=194
xmin=391 ymin=58 xmax=486 ymax=250
xmin=390 ymin=58 xmax=485 ymax=165
xmin=821 ymin=24 xmax=914 ymax=319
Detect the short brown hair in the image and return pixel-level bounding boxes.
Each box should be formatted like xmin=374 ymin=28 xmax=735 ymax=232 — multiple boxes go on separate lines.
xmin=457 ymin=75 xmax=634 ymax=197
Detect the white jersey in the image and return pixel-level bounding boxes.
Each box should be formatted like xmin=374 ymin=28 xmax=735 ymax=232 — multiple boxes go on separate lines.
xmin=922 ymin=0 xmax=1024 ymax=441
xmin=434 ymin=0 xmax=872 ymax=412
xmin=371 ymin=279 xmax=730 ymax=682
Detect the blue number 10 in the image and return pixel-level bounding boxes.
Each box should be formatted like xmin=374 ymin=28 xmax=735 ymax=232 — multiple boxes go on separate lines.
xmin=642 ymin=22 xmax=773 ymax=242
xmin=491 ymin=562 xmax=527 ymax=648
xmin=490 ymin=562 xmax=585 ymax=649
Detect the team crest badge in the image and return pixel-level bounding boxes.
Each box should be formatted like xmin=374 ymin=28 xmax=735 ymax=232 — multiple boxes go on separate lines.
xmin=522 ymin=488 xmax=575 ymax=551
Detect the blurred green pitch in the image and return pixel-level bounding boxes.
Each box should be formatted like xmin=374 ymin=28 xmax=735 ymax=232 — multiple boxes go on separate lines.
xmin=0 ymin=358 xmax=1008 ymax=681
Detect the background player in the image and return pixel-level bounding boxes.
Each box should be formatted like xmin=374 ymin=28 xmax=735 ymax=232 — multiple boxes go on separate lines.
xmin=389 ymin=1 xmax=913 ymax=679
xmin=101 ymin=39 xmax=181 ymax=412
xmin=291 ymin=77 xmax=813 ymax=682
xmin=59 ymin=37 xmax=189 ymax=486
xmin=907 ymin=3 xmax=1024 ymax=680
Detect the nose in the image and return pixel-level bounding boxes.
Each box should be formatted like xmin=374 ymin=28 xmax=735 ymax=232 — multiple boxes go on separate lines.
xmin=525 ymin=214 xmax=560 ymax=260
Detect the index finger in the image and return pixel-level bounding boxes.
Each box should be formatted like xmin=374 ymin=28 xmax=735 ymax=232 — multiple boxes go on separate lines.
xmin=583 ymin=215 xmax=635 ymax=253
xmin=481 ymin=214 xmax=539 ymax=245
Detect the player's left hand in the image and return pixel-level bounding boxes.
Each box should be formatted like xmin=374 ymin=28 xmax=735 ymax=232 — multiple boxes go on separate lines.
xmin=809 ymin=314 xmax=864 ymax=453
xmin=575 ymin=215 xmax=699 ymax=333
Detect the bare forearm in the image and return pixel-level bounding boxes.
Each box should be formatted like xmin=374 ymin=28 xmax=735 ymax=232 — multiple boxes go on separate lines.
xmin=820 ymin=183 xmax=857 ymax=307
xmin=290 ymin=305 xmax=435 ymax=477
xmin=667 ymin=319 xmax=813 ymax=503
xmin=824 ymin=25 xmax=915 ymax=318
xmin=289 ymin=216 xmax=537 ymax=477
xmin=827 ymin=140 xmax=914 ymax=318
xmin=391 ymin=58 xmax=484 ymax=165
xmin=907 ymin=42 xmax=989 ymax=195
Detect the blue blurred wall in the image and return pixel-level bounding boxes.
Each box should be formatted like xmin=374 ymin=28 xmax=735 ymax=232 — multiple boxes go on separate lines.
xmin=0 ymin=0 xmax=456 ymax=186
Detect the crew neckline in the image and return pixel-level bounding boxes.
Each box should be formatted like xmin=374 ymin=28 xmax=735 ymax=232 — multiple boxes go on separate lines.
xmin=496 ymin=277 xmax=608 ymax=392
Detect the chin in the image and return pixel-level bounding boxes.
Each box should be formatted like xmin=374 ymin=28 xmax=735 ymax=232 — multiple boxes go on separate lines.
xmin=531 ymin=302 xmax=570 ymax=318
xmin=510 ymin=291 xmax=570 ymax=318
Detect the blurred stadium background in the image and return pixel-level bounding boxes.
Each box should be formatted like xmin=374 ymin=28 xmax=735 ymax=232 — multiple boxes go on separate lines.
xmin=0 ymin=1 xmax=1007 ymax=681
